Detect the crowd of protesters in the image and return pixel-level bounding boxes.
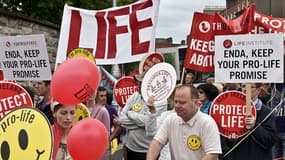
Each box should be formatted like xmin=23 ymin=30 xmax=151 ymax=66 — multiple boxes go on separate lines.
xmin=14 ymin=69 xmax=284 ymax=160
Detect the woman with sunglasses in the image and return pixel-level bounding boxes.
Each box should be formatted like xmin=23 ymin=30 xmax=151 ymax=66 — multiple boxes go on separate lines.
xmin=197 ymin=83 xmax=220 ymax=114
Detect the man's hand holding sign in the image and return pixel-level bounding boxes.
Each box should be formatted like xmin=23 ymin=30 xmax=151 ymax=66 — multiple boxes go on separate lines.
xmin=214 ymin=33 xmax=283 ymax=134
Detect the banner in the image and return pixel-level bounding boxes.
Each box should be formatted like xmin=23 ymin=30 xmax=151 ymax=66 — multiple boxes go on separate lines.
xmin=184 ymin=4 xmax=255 ymax=72
xmin=253 ymin=11 xmax=285 ymax=45
xmin=56 ymin=0 xmax=159 ymax=65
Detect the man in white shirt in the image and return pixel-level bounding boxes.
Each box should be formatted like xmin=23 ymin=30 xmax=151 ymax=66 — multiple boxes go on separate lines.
xmin=147 ymin=84 xmax=222 ymax=160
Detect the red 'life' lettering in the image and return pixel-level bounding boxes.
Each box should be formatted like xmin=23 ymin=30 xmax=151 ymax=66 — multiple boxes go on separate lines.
xmin=107 ymin=7 xmax=129 ymax=58
xmin=95 ymin=11 xmax=107 ymax=58
xmin=67 ymin=0 xmax=154 ymax=59
xmin=130 ymin=0 xmax=153 ymax=55
xmin=67 ymin=10 xmax=82 ymax=53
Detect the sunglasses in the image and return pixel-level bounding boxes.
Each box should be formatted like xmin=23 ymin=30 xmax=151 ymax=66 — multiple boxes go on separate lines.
xmin=199 ymin=90 xmax=205 ymax=94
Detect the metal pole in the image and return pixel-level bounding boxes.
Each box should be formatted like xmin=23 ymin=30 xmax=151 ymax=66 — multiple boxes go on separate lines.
xmin=113 ymin=0 xmax=117 ymax=7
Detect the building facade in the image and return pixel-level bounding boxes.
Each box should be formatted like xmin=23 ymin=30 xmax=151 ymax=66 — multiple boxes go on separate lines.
xmin=221 ymin=0 xmax=285 ymax=19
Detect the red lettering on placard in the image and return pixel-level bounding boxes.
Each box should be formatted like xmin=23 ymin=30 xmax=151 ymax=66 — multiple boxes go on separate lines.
xmin=95 ymin=11 xmax=107 ymax=58
xmin=67 ymin=10 xmax=82 ymax=54
xmin=107 ymin=7 xmax=129 ymax=58
xmin=66 ymin=0 xmax=155 ymax=60
xmin=0 ymin=93 xmax=29 ymax=112
xmin=130 ymin=0 xmax=153 ymax=55
xmin=189 ymin=39 xmax=214 ymax=53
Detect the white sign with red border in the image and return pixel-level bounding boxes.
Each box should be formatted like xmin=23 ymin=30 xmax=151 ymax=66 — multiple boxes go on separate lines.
xmin=214 ymin=33 xmax=284 ymax=83
xmin=209 ymin=91 xmax=256 ymax=138
xmin=0 ymin=34 xmax=52 ymax=81
xmin=141 ymin=62 xmax=177 ymax=105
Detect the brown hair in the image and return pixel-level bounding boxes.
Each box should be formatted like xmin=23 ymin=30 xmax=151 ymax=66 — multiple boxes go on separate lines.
xmin=175 ymin=84 xmax=199 ymax=100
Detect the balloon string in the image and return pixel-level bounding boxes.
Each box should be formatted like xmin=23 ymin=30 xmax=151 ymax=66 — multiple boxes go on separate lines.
xmin=221 ymin=98 xmax=285 ymax=159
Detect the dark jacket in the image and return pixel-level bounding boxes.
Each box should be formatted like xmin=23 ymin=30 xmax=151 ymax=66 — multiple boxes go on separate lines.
xmin=36 ymin=99 xmax=54 ymax=125
xmin=220 ymin=104 xmax=276 ymax=160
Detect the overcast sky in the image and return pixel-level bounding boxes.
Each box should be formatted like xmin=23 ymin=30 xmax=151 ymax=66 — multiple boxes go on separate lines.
xmin=156 ymin=0 xmax=226 ymax=43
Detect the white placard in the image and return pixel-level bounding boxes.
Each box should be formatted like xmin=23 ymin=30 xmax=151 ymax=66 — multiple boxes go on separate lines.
xmin=0 ymin=34 xmax=52 ymax=80
xmin=141 ymin=62 xmax=177 ymax=105
xmin=214 ymin=33 xmax=284 ymax=83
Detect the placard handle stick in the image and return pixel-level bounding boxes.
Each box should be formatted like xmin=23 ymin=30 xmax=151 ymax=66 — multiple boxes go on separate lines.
xmin=245 ymin=83 xmax=252 ymax=129
xmin=180 ymin=67 xmax=186 ymax=84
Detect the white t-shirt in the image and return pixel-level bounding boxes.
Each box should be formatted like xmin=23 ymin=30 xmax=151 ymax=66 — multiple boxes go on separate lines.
xmin=154 ymin=110 xmax=222 ymax=160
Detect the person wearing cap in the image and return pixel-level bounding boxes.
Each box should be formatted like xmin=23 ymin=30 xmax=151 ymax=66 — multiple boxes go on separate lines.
xmin=51 ymin=102 xmax=76 ymax=160
xmin=118 ymin=72 xmax=166 ymax=160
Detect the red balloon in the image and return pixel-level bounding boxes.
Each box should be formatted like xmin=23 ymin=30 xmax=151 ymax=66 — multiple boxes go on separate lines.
xmin=51 ymin=57 xmax=100 ymax=104
xmin=67 ymin=118 xmax=108 ymax=160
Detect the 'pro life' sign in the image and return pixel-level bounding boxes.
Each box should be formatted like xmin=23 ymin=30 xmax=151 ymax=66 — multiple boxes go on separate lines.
xmin=214 ymin=33 xmax=283 ymax=83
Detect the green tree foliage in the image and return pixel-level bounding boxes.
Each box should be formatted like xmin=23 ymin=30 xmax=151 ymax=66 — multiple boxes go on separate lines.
xmin=0 ymin=0 xmax=137 ymax=24
xmin=0 ymin=0 xmax=139 ymax=75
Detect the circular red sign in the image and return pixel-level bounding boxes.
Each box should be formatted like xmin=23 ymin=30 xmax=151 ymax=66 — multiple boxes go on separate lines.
xmin=0 ymin=82 xmax=33 ymax=119
xmin=209 ymin=91 xmax=256 ymax=138
xmin=113 ymin=76 xmax=139 ymax=108
xmin=139 ymin=52 xmax=164 ymax=74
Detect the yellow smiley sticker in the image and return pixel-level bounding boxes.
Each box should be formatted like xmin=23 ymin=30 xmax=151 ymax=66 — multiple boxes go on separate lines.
xmin=132 ymin=103 xmax=142 ymax=112
xmin=72 ymin=103 xmax=90 ymax=125
xmin=187 ymin=135 xmax=201 ymax=151
xmin=0 ymin=107 xmax=52 ymax=160
xmin=67 ymin=48 xmax=96 ymax=64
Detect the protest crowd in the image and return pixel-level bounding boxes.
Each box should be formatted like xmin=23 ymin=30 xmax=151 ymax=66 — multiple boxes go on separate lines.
xmin=1 ymin=1 xmax=285 ymax=160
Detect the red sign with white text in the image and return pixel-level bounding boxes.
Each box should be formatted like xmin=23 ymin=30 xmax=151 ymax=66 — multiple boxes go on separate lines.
xmin=139 ymin=52 xmax=164 ymax=74
xmin=253 ymin=11 xmax=285 ymax=44
xmin=210 ymin=91 xmax=256 ymax=138
xmin=113 ymin=76 xmax=139 ymax=108
xmin=184 ymin=4 xmax=255 ymax=72
xmin=0 ymin=82 xmax=33 ymax=119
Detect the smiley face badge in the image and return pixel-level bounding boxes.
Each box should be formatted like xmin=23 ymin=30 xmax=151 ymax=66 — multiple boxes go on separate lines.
xmin=187 ymin=135 xmax=201 ymax=151
xmin=0 ymin=107 xmax=52 ymax=160
xmin=72 ymin=103 xmax=90 ymax=125
xmin=132 ymin=103 xmax=142 ymax=112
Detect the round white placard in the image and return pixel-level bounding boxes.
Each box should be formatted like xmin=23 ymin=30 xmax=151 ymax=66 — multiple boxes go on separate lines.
xmin=141 ymin=62 xmax=177 ymax=105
